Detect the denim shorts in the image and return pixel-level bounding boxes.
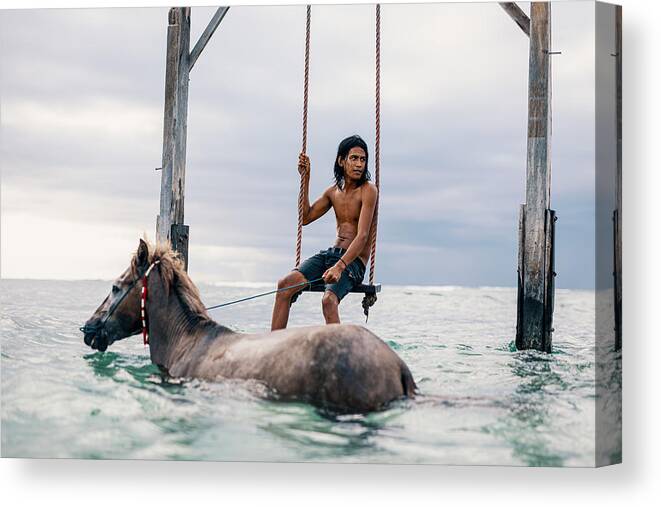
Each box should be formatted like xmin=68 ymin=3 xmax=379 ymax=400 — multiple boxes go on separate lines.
xmin=294 ymin=247 xmax=366 ymax=301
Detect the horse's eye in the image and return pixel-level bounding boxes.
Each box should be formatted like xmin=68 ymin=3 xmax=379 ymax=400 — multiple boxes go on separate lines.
xmin=112 ymin=285 xmax=120 ymax=295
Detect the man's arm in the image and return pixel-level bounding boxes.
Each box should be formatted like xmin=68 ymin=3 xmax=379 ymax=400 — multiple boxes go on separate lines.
xmin=303 ymin=187 xmax=333 ymax=225
xmin=298 ymin=153 xmax=332 ymax=225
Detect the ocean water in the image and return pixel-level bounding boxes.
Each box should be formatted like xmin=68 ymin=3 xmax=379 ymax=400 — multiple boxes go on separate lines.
xmin=1 ymin=279 xmax=619 ymax=466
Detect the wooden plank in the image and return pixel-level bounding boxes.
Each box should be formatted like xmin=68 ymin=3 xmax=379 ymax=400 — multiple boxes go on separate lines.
xmin=303 ymin=283 xmax=381 ymax=295
xmin=157 ymin=7 xmax=191 ymax=260
xmin=499 ymin=2 xmax=531 ymax=37
xmin=613 ymin=210 xmax=621 ymax=350
xmin=614 ymin=5 xmax=622 ymax=350
xmin=519 ymin=2 xmax=552 ymax=351
xmin=543 ymin=209 xmax=556 ymax=353
xmin=189 ymin=6 xmax=230 ymax=72
xmin=157 ymin=8 xmax=179 ymax=243
xmin=172 ymin=7 xmax=190 ymax=229
xmin=516 ymin=205 xmax=525 ymax=349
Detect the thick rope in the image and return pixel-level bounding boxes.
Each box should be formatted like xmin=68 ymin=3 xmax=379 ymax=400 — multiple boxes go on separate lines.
xmin=361 ymin=4 xmax=381 ymax=321
xmin=296 ymin=5 xmax=311 ymax=267
xmin=368 ymin=3 xmax=381 ymax=286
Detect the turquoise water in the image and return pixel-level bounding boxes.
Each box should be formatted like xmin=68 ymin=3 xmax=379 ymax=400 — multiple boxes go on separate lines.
xmin=1 ymin=279 xmax=618 ymax=465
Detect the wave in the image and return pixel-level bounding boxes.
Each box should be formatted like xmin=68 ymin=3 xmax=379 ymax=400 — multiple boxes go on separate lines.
xmin=202 ymin=281 xmax=275 ymax=289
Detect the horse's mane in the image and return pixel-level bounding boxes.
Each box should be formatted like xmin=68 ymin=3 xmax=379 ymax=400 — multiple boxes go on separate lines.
xmin=130 ymin=239 xmax=211 ymax=322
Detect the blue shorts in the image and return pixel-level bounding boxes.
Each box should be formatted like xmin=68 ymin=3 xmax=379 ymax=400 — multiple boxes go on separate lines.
xmin=294 ymin=247 xmax=366 ymax=301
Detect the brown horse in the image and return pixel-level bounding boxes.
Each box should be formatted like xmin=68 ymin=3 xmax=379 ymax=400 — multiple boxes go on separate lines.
xmin=81 ymin=239 xmax=416 ymax=413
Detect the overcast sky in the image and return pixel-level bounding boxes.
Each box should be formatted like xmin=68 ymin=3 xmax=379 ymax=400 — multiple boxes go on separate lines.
xmin=1 ymin=1 xmax=600 ymax=287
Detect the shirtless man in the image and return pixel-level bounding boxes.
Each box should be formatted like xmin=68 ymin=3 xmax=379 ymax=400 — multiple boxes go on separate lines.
xmin=271 ymin=135 xmax=378 ymax=330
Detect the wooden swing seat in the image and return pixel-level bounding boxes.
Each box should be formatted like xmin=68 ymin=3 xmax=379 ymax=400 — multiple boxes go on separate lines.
xmin=302 ymin=283 xmax=381 ymax=295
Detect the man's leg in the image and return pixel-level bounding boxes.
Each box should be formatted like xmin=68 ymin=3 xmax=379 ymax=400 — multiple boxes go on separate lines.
xmin=321 ymin=259 xmax=357 ymax=324
xmin=271 ymin=270 xmax=308 ymax=331
xmin=322 ymin=290 xmax=341 ymax=324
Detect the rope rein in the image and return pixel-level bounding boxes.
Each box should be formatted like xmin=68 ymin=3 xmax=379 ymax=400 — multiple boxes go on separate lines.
xmin=205 ymin=277 xmax=323 ymax=311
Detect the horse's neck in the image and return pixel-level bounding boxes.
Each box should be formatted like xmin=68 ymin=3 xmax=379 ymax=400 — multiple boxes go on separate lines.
xmin=147 ymin=278 xmax=209 ymax=370
xmin=146 ymin=270 xmax=237 ymax=372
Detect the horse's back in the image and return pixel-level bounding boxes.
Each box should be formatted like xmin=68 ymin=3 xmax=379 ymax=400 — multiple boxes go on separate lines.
xmin=191 ymin=323 xmax=415 ymax=413
xmin=268 ymin=323 xmax=414 ymax=412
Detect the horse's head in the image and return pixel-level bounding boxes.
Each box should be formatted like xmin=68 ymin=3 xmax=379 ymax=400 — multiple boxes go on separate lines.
xmin=81 ymin=239 xmax=153 ymax=351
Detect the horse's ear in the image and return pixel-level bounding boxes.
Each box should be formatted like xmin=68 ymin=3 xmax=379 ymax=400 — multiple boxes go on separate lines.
xmin=137 ymin=239 xmax=149 ymax=270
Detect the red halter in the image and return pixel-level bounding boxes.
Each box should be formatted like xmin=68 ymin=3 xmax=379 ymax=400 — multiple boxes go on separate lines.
xmin=140 ymin=261 xmax=160 ymax=346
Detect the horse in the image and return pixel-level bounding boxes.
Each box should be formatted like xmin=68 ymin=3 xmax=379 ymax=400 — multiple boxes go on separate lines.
xmin=81 ymin=239 xmax=416 ymax=413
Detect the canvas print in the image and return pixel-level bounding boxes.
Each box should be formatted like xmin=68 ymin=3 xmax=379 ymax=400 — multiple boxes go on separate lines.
xmin=1 ymin=1 xmax=622 ymax=466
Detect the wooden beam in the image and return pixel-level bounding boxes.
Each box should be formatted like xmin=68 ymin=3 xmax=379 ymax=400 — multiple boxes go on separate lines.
xmin=157 ymin=7 xmax=191 ymax=268
xmin=516 ymin=205 xmax=525 ymax=350
xmin=517 ymin=2 xmax=554 ymax=352
xmin=499 ymin=2 xmax=530 ymax=37
xmin=543 ymin=209 xmax=556 ymax=346
xmin=614 ymin=5 xmax=622 ymax=350
xmin=189 ymin=6 xmax=230 ymax=72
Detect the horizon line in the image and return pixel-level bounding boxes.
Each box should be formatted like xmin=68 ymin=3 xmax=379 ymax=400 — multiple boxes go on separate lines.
xmin=0 ymin=277 xmax=594 ymax=292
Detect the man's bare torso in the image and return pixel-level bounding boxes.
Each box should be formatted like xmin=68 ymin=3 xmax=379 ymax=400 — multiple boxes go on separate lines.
xmin=328 ymin=184 xmax=376 ymax=266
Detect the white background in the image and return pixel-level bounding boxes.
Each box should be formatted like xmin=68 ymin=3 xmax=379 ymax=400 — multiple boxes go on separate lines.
xmin=1 ymin=0 xmax=658 ymax=505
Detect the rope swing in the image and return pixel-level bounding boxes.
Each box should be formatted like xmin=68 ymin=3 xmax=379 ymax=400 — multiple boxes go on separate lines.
xmin=295 ymin=4 xmax=382 ymax=320
xmin=362 ymin=3 xmax=381 ymax=316
xmin=296 ymin=4 xmax=312 ymax=268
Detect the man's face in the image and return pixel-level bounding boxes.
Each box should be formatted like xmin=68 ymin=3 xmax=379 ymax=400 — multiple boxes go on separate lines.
xmin=340 ymin=147 xmax=367 ymax=182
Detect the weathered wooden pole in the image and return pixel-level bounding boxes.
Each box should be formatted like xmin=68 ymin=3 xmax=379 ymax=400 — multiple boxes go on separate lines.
xmin=613 ymin=5 xmax=622 ymax=350
xmin=157 ymin=7 xmax=191 ymax=270
xmin=516 ymin=2 xmax=555 ymax=352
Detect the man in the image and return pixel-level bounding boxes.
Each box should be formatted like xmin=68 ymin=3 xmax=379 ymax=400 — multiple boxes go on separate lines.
xmin=271 ymin=135 xmax=378 ymax=331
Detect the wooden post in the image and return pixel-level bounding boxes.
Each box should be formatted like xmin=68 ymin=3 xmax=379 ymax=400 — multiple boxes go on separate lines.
xmin=614 ymin=5 xmax=622 ymax=350
xmin=516 ymin=2 xmax=555 ymax=352
xmin=157 ymin=7 xmax=191 ymax=268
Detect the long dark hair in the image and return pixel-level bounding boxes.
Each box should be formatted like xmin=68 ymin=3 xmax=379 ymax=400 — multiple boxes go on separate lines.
xmin=333 ymin=135 xmax=371 ymax=190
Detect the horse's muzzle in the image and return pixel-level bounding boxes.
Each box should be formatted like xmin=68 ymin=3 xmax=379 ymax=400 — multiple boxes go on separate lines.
xmin=80 ymin=323 xmax=109 ymax=352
